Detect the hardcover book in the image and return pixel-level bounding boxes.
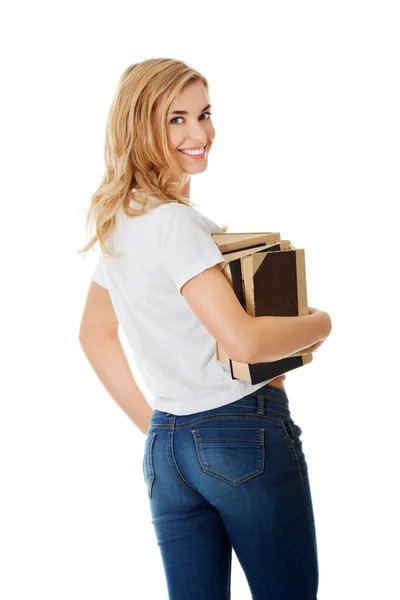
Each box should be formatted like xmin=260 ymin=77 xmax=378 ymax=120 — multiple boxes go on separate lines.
xmin=212 ymin=232 xmax=313 ymax=384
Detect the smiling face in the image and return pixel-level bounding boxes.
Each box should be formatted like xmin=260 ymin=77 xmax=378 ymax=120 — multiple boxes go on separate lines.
xmin=166 ymin=80 xmax=215 ymax=177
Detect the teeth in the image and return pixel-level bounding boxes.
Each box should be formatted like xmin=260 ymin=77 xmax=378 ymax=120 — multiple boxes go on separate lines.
xmin=180 ymin=146 xmax=205 ymax=155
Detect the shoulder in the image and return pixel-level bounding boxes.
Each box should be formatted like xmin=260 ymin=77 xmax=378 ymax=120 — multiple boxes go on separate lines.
xmin=150 ymin=202 xmax=226 ymax=241
xmin=153 ymin=201 xmax=197 ymax=216
xmin=151 ymin=202 xmax=205 ymax=228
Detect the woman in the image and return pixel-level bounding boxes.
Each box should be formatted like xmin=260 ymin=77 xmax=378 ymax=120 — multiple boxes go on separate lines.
xmin=78 ymin=58 xmax=332 ymax=599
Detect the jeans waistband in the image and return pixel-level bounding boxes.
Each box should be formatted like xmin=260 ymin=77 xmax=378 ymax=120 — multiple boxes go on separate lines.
xmin=149 ymin=383 xmax=291 ymax=429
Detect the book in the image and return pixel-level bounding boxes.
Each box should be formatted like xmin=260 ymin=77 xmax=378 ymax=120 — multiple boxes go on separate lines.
xmin=212 ymin=233 xmax=313 ymax=384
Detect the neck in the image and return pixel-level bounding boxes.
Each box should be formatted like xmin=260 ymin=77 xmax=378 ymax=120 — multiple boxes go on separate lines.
xmin=181 ymin=177 xmax=191 ymax=199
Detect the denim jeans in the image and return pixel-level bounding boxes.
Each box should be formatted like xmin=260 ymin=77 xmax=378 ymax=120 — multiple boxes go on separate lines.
xmin=142 ymin=383 xmax=319 ymax=599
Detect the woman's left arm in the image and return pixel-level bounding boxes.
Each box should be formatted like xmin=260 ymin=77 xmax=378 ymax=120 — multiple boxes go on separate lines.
xmin=79 ymin=332 xmax=153 ymax=436
xmin=79 ymin=281 xmax=153 ymax=436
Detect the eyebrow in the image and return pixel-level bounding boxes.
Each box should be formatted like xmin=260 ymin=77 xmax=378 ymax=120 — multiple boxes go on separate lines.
xmin=170 ymin=104 xmax=211 ymax=115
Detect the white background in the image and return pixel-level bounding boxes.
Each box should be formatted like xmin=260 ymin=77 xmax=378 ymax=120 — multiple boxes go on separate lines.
xmin=1 ymin=1 xmax=399 ymax=598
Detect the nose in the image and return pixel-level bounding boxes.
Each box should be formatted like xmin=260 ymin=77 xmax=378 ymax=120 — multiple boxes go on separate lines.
xmin=188 ymin=122 xmax=209 ymax=145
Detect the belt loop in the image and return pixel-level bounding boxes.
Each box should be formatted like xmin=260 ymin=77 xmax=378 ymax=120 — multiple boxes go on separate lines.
xmin=256 ymin=394 xmax=265 ymax=415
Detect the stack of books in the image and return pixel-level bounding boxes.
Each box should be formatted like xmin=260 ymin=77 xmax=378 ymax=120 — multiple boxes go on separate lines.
xmin=211 ymin=231 xmax=313 ymax=384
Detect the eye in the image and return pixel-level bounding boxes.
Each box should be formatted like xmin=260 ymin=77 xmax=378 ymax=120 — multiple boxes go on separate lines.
xmin=169 ymin=111 xmax=212 ymax=125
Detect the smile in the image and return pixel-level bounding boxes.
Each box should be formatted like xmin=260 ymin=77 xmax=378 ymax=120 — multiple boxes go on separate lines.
xmin=177 ymin=144 xmax=207 ymax=159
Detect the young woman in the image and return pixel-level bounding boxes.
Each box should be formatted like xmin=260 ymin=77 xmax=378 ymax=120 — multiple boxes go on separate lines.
xmin=78 ymin=58 xmax=332 ymax=600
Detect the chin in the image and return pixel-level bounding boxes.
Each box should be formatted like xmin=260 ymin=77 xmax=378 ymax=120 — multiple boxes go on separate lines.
xmin=181 ymin=163 xmax=208 ymax=175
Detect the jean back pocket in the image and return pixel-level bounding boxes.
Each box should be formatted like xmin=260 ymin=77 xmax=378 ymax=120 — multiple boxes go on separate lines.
xmin=192 ymin=427 xmax=265 ymax=486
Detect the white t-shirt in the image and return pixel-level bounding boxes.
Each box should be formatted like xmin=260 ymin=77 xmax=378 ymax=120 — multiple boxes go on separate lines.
xmin=91 ymin=194 xmax=274 ymax=415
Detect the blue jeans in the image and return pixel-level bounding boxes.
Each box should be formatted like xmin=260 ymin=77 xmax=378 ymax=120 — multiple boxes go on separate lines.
xmin=142 ymin=383 xmax=319 ymax=599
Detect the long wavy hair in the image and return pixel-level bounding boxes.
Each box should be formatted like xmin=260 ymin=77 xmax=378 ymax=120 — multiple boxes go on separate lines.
xmin=77 ymin=58 xmax=227 ymax=258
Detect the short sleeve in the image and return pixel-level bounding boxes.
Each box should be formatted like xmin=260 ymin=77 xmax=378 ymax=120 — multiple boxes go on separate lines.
xmin=153 ymin=204 xmax=227 ymax=293
xmin=92 ymin=251 xmax=108 ymax=289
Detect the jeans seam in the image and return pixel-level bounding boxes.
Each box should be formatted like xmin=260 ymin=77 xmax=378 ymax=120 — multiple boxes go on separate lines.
xmin=279 ymin=415 xmax=318 ymax=589
xmin=299 ymin=472 xmax=319 ymax=593
xmin=144 ymin=431 xmax=157 ymax=498
xmin=168 ymin=429 xmax=202 ymax=496
xmin=280 ymin=415 xmax=303 ymax=479
xmin=159 ymin=413 xmax=284 ymax=430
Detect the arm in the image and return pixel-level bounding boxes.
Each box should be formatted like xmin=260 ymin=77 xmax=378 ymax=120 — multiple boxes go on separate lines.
xmin=181 ymin=265 xmax=332 ymax=364
xmin=78 ymin=281 xmax=153 ymax=436
xmin=244 ymin=310 xmax=332 ymax=363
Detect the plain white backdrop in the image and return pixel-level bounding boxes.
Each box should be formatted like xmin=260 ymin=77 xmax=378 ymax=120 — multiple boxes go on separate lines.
xmin=1 ymin=1 xmax=399 ymax=598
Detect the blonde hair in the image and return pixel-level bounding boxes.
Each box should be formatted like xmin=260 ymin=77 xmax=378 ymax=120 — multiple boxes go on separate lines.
xmin=77 ymin=57 xmax=227 ymax=258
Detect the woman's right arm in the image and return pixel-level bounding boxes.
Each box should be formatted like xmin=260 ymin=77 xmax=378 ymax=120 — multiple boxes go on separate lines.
xmin=181 ymin=265 xmax=332 ymax=364
xmin=244 ymin=309 xmax=332 ymax=363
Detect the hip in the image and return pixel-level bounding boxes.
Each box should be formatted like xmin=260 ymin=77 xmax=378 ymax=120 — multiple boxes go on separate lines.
xmin=266 ymin=373 xmax=286 ymax=393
